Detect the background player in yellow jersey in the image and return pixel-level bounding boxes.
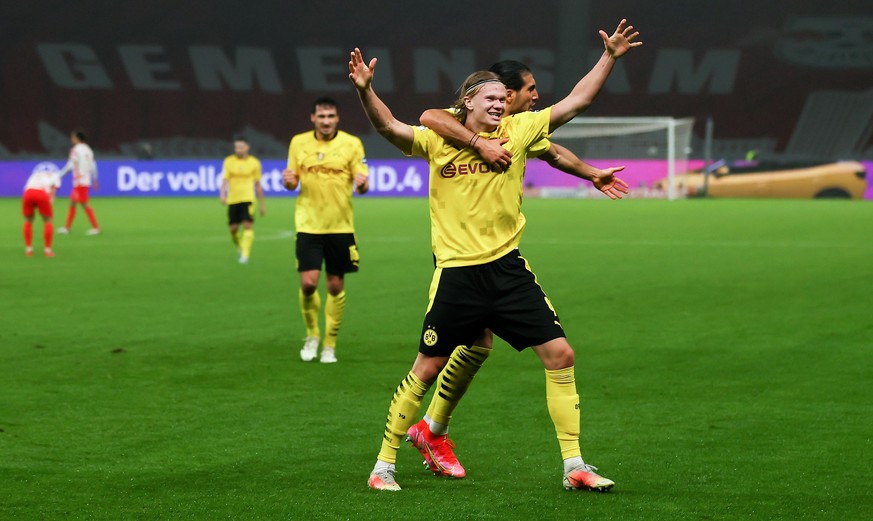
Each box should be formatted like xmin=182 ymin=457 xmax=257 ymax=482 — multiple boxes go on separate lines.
xmin=406 ymin=59 xmax=630 ymax=479
xmin=350 ymin=17 xmax=641 ymax=492
xmin=219 ymin=136 xmax=265 ymax=264
xmin=282 ymin=96 xmax=369 ymax=364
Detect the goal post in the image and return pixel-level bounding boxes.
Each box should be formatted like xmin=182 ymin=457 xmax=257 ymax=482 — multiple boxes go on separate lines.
xmin=547 ymin=117 xmax=696 ymax=200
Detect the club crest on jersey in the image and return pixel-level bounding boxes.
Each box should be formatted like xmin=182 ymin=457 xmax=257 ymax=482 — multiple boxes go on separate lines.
xmin=423 ymin=328 xmax=438 ymax=346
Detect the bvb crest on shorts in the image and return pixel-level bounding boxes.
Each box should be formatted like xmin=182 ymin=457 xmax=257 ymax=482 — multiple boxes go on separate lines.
xmin=423 ymin=328 xmax=438 ymax=346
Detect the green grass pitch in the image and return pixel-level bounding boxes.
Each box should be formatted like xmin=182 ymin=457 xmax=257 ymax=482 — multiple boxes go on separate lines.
xmin=2 ymin=196 xmax=871 ymax=520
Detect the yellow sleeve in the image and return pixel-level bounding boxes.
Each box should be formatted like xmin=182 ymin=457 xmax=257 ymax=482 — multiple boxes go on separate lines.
xmin=409 ymin=126 xmax=433 ymax=159
xmin=253 ymin=158 xmax=262 ymax=181
xmin=528 ymin=138 xmax=552 ymax=157
xmin=512 ymin=108 xmax=552 ymax=152
xmin=222 ymin=157 xmax=230 ymax=179
xmin=351 ymin=138 xmax=368 ymax=177
xmin=286 ymin=138 xmax=297 ymax=170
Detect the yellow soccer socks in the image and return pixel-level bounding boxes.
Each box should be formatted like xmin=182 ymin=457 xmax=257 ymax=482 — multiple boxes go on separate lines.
xmin=424 ymin=344 xmax=491 ymax=435
xmin=378 ymin=371 xmax=431 ymax=464
xmin=324 ymin=291 xmax=346 ymax=348
xmin=239 ymin=229 xmax=254 ymax=259
xmin=299 ymin=289 xmax=321 ymax=339
xmin=231 ymin=229 xmax=241 ymax=247
xmin=545 ymin=366 xmax=582 ymax=460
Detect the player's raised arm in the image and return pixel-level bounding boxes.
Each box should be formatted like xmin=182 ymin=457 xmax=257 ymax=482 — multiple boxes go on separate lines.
xmin=420 ymin=109 xmax=512 ymax=170
xmin=349 ymin=48 xmax=414 ymax=154
xmin=549 ymin=18 xmax=642 ymax=133
xmin=538 ymin=142 xmax=629 ymax=199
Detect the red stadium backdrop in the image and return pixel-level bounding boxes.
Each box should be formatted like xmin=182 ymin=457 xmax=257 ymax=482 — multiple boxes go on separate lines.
xmin=1 ymin=0 xmax=871 ymax=160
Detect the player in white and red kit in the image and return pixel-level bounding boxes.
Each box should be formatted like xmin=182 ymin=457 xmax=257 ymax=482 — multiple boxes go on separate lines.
xmin=22 ymin=163 xmax=62 ymax=257
xmin=57 ymin=129 xmax=100 ymax=235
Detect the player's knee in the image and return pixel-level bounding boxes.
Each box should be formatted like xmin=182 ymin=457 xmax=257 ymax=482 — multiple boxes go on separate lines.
xmin=326 ymin=280 xmax=344 ymax=295
xmin=537 ymin=340 xmax=575 ymax=370
xmin=412 ymin=357 xmax=446 ymax=384
xmin=555 ymin=346 xmax=575 ymax=368
xmin=301 ymin=283 xmax=318 ymax=295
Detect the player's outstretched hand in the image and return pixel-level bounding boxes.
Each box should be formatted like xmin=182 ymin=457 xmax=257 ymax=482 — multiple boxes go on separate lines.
xmin=348 ymin=48 xmax=377 ymax=91
xmin=475 ymin=138 xmax=512 ymax=171
xmin=591 ymin=166 xmax=630 ymax=200
xmin=600 ymin=19 xmax=642 ymax=59
xmin=219 ymin=195 xmax=227 ymax=206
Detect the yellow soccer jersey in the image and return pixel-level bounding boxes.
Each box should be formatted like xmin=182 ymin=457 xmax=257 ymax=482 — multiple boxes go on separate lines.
xmin=222 ymin=155 xmax=262 ymax=204
xmin=528 ymin=138 xmax=551 ymax=157
xmin=411 ymin=108 xmax=552 ymax=268
xmin=287 ymin=130 xmax=367 ymax=234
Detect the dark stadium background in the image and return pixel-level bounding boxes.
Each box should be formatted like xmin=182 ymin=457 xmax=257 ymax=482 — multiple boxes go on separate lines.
xmin=1 ymin=0 xmax=871 ymax=161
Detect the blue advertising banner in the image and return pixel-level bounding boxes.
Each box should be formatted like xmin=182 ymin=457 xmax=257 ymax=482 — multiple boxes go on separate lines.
xmin=0 ymin=159 xmax=429 ymax=197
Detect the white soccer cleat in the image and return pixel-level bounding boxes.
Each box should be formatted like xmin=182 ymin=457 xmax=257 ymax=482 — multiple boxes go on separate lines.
xmin=238 ymin=255 xmax=249 ymax=264
xmin=368 ymin=467 xmax=401 ymax=491
xmin=300 ymin=336 xmax=319 ymax=362
xmin=57 ymin=227 xmax=69 ymax=235
xmin=85 ymin=228 xmax=100 ymax=235
xmin=563 ymin=461 xmax=615 ymax=492
xmin=320 ymin=346 xmax=337 ymax=364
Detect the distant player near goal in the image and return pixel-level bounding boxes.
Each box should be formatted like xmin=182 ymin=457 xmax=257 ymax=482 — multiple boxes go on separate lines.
xmin=22 ymin=164 xmax=62 ymax=257
xmin=283 ymin=96 xmax=370 ymax=364
xmin=219 ymin=136 xmax=265 ymax=264
xmin=57 ymin=128 xmax=100 ymax=236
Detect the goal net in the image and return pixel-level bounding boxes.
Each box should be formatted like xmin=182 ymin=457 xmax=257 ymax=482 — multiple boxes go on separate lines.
xmin=543 ymin=117 xmax=696 ymax=200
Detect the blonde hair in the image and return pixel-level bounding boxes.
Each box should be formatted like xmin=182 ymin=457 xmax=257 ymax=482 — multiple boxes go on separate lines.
xmin=451 ymin=71 xmax=503 ymax=124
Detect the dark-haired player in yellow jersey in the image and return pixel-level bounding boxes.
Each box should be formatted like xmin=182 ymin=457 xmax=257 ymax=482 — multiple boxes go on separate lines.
xmin=219 ymin=136 xmax=265 ymax=264
xmin=350 ymin=18 xmax=642 ymax=492
xmin=283 ymin=96 xmax=369 ymax=364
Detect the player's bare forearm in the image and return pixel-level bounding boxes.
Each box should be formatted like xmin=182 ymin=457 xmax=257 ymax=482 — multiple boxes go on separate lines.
xmin=257 ymin=184 xmax=266 ymax=214
xmin=549 ymin=52 xmax=616 ymax=131
xmin=219 ymin=179 xmax=228 ymax=203
xmin=549 ymin=19 xmax=642 ymax=132
xmin=421 ymin=109 xmax=473 ymax=148
xmin=357 ymin=86 xmax=413 ymax=154
xmin=540 ymin=143 xmax=598 ymax=181
xmin=540 ymin=143 xmax=629 ymax=199
xmin=421 ymin=109 xmax=511 ymax=169
xmin=349 ymin=47 xmax=413 ymax=154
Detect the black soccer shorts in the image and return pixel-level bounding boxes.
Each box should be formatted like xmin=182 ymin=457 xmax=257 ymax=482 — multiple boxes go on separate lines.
xmin=227 ymin=202 xmax=254 ymax=225
xmin=296 ymin=232 xmax=360 ymax=274
xmin=418 ymin=249 xmax=565 ymax=357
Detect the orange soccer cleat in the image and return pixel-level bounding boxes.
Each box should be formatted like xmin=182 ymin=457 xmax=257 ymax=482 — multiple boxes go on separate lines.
xmin=406 ymin=419 xmax=466 ymax=478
